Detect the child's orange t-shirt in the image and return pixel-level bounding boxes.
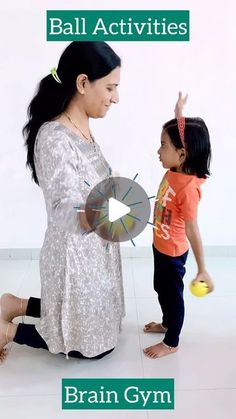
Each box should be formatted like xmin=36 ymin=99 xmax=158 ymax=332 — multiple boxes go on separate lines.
xmin=153 ymin=170 xmax=205 ymax=257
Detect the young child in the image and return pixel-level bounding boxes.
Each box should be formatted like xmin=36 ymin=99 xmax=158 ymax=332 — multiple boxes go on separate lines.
xmin=143 ymin=92 xmax=214 ymax=359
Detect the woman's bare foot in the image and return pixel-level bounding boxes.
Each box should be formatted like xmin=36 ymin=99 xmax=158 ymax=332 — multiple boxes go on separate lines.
xmin=143 ymin=322 xmax=167 ymax=333
xmin=0 ymin=293 xmax=27 ymax=322
xmin=0 ymin=318 xmax=17 ymax=362
xmin=143 ymin=341 xmax=178 ymax=359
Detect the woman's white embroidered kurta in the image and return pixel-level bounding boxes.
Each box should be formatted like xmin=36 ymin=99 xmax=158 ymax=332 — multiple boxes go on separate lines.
xmin=34 ymin=122 xmax=125 ymax=357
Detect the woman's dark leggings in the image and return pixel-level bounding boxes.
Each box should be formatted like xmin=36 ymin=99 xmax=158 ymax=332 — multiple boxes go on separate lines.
xmin=13 ymin=297 xmax=114 ymax=359
xmin=153 ymin=245 xmax=188 ymax=347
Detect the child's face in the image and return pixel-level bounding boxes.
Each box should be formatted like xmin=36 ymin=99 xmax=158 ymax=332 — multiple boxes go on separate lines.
xmin=158 ymin=130 xmax=184 ymax=170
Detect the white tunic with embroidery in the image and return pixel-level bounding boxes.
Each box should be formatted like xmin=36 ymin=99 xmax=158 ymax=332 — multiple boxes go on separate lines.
xmin=34 ymin=121 xmax=125 ymax=357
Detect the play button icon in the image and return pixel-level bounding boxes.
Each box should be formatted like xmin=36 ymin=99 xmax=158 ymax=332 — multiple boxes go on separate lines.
xmin=84 ymin=176 xmax=151 ymax=243
xmin=108 ymin=197 xmax=131 ymax=222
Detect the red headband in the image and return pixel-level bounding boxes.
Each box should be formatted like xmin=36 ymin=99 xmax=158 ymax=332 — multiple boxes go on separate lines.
xmin=177 ymin=117 xmax=185 ymax=148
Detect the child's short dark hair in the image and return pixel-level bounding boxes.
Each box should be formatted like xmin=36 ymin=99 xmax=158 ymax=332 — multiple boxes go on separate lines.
xmin=163 ymin=117 xmax=211 ymax=178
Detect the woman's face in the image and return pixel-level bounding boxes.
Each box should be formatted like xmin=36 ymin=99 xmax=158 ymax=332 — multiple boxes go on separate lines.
xmin=83 ymin=66 xmax=120 ymax=118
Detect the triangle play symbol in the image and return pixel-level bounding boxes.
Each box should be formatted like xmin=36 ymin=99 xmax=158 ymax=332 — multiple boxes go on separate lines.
xmin=108 ymin=197 xmax=131 ymax=222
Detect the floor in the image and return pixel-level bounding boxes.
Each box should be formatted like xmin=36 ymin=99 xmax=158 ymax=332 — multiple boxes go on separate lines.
xmin=0 ymin=254 xmax=235 ymax=419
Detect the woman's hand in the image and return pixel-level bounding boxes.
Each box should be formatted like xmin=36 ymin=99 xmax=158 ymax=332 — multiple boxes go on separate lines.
xmin=79 ymin=212 xmax=92 ymax=232
xmin=78 ymin=205 xmax=93 ymax=233
xmin=193 ymin=271 xmax=215 ymax=294
xmin=174 ymin=91 xmax=188 ymax=118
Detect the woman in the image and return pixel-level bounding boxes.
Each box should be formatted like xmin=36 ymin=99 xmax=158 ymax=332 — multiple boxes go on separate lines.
xmin=0 ymin=41 xmax=125 ymax=361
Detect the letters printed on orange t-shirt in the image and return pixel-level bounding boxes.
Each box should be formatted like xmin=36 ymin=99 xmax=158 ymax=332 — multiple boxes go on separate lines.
xmin=153 ymin=170 xmax=205 ymax=257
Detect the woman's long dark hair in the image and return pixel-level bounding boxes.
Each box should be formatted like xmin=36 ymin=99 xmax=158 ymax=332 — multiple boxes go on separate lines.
xmin=23 ymin=42 xmax=121 ymax=184
xmin=163 ymin=117 xmax=212 ymax=178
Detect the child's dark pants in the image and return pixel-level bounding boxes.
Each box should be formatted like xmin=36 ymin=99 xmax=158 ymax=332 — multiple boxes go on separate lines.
xmin=153 ymin=245 xmax=188 ymax=347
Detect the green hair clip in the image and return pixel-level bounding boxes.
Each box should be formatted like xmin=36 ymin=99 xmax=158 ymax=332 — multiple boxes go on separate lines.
xmin=50 ymin=67 xmax=62 ymax=84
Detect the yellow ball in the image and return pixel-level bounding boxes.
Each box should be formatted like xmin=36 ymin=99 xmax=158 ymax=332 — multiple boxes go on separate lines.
xmin=190 ymin=280 xmax=209 ymax=297
xmin=112 ymin=216 xmax=136 ymax=235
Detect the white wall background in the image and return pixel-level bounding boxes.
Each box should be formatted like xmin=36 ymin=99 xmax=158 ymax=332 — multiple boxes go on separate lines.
xmin=0 ymin=0 xmax=235 ymax=248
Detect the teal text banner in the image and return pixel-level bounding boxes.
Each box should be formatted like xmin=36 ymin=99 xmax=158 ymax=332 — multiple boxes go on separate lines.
xmin=62 ymin=378 xmax=174 ymax=410
xmin=47 ymin=10 xmax=189 ymax=41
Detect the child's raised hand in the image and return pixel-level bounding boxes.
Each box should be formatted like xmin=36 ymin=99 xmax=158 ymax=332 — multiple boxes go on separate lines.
xmin=193 ymin=271 xmax=214 ymax=294
xmin=174 ymin=91 xmax=188 ymax=119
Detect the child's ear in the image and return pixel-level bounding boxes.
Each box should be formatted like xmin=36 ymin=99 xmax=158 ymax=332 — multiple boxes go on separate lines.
xmin=179 ymin=148 xmax=187 ymax=163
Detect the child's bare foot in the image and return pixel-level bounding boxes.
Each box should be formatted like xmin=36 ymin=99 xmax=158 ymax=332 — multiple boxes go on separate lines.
xmin=0 ymin=293 xmax=26 ymax=322
xmin=143 ymin=322 xmax=167 ymax=333
xmin=143 ymin=341 xmax=178 ymax=359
